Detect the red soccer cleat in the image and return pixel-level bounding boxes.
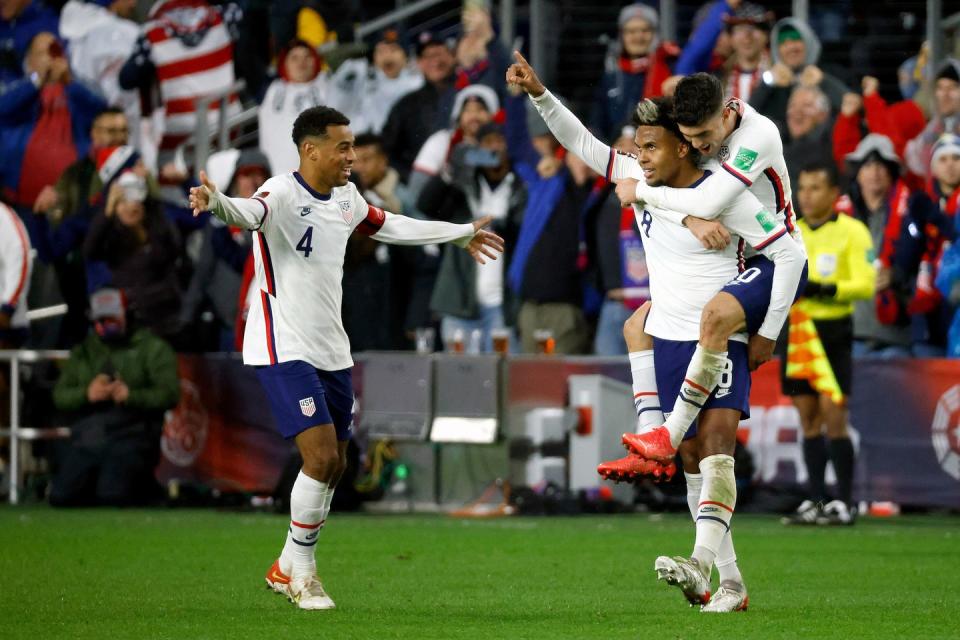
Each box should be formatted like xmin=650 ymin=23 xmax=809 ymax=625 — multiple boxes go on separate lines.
xmin=622 ymin=426 xmax=677 ymax=462
xmin=597 ymin=453 xmax=676 ymax=483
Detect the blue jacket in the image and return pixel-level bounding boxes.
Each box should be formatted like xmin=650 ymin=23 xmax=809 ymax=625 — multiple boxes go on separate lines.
xmin=0 ymin=78 xmax=106 ymax=203
xmin=935 ymin=214 xmax=960 ymax=357
xmin=674 ymin=1 xmax=733 ymax=75
xmin=0 ymin=1 xmax=59 ymax=90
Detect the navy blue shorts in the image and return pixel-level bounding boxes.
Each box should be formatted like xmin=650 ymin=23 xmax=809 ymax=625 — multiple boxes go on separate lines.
xmin=255 ymin=361 xmax=354 ymax=441
xmin=653 ymin=337 xmax=751 ymax=440
xmin=720 ymin=255 xmax=809 ymax=335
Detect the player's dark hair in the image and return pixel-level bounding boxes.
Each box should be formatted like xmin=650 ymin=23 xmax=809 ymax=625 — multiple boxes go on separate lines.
xmin=94 ymin=106 xmax=126 ymax=120
xmin=799 ymin=161 xmax=839 ymax=187
xmin=633 ymin=97 xmax=701 ymax=165
xmin=672 ymin=73 xmax=725 ymax=127
xmin=291 ymin=106 xmax=351 ymax=147
xmin=353 ymin=132 xmax=384 ymax=153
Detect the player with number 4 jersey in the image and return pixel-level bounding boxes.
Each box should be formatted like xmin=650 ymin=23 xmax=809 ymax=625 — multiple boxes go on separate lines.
xmin=189 ymin=106 xmax=503 ymax=612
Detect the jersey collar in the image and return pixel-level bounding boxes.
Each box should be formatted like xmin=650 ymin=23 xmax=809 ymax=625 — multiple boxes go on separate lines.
xmin=293 ymin=171 xmax=331 ymax=201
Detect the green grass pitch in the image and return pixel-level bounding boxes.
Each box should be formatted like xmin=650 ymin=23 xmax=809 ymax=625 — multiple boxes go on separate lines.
xmin=1 ymin=508 xmax=957 ymax=639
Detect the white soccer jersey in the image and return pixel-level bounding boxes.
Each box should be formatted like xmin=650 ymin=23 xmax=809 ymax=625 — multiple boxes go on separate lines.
xmin=529 ymin=90 xmax=805 ymax=341
xmin=207 ymin=172 xmax=476 ymax=371
xmin=639 ymin=99 xmax=802 ymax=245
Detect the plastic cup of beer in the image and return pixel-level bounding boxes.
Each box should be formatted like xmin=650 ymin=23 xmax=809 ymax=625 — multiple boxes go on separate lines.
xmin=448 ymin=328 xmax=465 ymax=353
xmin=491 ymin=328 xmax=510 ymax=355
xmin=534 ymin=329 xmax=555 ymax=355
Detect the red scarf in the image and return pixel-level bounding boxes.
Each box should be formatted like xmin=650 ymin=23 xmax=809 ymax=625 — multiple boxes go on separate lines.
xmin=877 ymin=179 xmax=911 ymax=268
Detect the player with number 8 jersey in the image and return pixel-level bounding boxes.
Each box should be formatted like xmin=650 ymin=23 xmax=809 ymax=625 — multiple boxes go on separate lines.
xmin=189 ymin=106 xmax=504 ymax=612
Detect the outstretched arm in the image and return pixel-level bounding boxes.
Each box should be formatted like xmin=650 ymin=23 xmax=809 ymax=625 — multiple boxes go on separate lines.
xmin=506 ymin=51 xmax=635 ymax=180
xmin=189 ymin=171 xmax=268 ymax=230
xmin=637 ymin=168 xmax=746 ymax=222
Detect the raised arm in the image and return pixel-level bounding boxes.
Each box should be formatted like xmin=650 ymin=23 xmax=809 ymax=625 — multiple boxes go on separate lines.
xmin=189 ymin=171 xmax=269 ymax=230
xmin=506 ymin=51 xmax=635 ymax=181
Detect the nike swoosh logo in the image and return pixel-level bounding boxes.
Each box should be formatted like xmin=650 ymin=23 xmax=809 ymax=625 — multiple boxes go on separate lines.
xmin=269 ymin=569 xmax=289 ymax=583
xmin=300 ymin=211 xmax=310 ymax=216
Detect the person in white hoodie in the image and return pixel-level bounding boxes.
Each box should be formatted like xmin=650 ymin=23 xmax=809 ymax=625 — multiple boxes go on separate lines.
xmin=59 ymin=0 xmax=141 ymax=148
xmin=258 ymin=39 xmax=329 ymax=174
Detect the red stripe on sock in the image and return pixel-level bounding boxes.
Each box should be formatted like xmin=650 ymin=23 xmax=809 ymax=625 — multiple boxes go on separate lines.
xmin=290 ymin=520 xmax=322 ymax=530
xmin=634 ymin=392 xmax=658 ymax=398
xmin=699 ymin=500 xmax=734 ymax=513
xmin=684 ymin=378 xmax=710 ymax=395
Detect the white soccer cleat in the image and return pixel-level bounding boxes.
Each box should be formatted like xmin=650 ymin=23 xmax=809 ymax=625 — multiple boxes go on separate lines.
xmin=817 ymin=499 xmax=856 ymax=526
xmin=290 ymin=574 xmax=336 ymax=610
xmin=701 ymin=580 xmax=749 ymax=613
xmin=654 ymin=555 xmax=711 ymax=606
xmin=781 ymin=499 xmax=821 ymax=525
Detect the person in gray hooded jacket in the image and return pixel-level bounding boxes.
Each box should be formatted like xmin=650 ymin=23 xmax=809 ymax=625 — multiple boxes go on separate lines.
xmin=749 ymin=16 xmax=848 ymax=132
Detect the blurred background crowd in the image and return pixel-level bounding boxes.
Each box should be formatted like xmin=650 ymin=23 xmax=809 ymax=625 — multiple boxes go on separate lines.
xmin=0 ymin=0 xmax=958 ymax=364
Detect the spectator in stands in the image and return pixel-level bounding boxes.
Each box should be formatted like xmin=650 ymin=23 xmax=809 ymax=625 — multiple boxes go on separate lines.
xmin=328 ymin=28 xmax=424 ymax=136
xmin=49 ymin=287 xmax=179 ymax=507
xmin=844 ymin=135 xmax=912 ymax=357
xmin=591 ymin=3 xmax=678 ymax=141
xmin=674 ymin=1 xmax=772 ymax=104
xmin=259 ymin=39 xmax=329 ymax=175
xmin=719 ymin=3 xmax=771 ymax=103
xmin=0 ymin=0 xmax=59 ymax=91
xmin=783 ymin=84 xmax=835 ymax=202
xmin=931 ymin=136 xmax=960 ymax=357
xmin=29 ymin=108 xmax=130 ymax=347
xmin=833 ymin=76 xmax=927 ymax=178
xmin=781 ymin=163 xmax=874 ymax=526
xmin=750 ymin=17 xmax=848 ymax=126
xmin=119 ymin=0 xmax=243 ymax=161
xmin=180 ymin=148 xmax=265 ymax=351
xmin=418 ymin=122 xmax=525 ymax=352
xmin=83 ymin=171 xmax=183 ymax=342
xmin=904 ymin=59 xmax=960 ymax=180
xmin=381 ymin=31 xmax=457 ymax=181
xmin=504 ymin=91 xmax=591 ymax=354
xmin=583 ymin=124 xmax=647 ymax=356
xmin=59 ymin=0 xmax=140 ymax=148
xmin=0 ymin=31 xmax=106 ymax=214
xmin=408 ymin=84 xmax=499 ymax=203
xmin=341 ymin=133 xmax=405 ymax=352
xmin=0 ymin=201 xmax=32 ymax=349
xmin=894 ymin=134 xmax=960 ymax=356
xmin=453 ymin=5 xmax=511 ymax=102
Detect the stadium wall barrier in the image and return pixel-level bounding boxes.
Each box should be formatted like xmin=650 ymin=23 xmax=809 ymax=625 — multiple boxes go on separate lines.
xmin=157 ymin=354 xmax=960 ymax=509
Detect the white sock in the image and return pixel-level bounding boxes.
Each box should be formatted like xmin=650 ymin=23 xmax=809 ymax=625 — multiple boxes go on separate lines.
xmin=687 ymin=470 xmax=743 ymax=584
xmin=692 ymin=454 xmax=736 ymax=573
xmin=664 ymin=345 xmax=727 ymax=447
xmin=629 ymin=350 xmax=663 ymax=433
xmin=280 ymin=471 xmax=330 ymax=576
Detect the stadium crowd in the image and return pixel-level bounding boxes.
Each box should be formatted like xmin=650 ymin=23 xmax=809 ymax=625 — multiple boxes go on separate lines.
xmin=0 ymin=0 xmax=958 ymax=365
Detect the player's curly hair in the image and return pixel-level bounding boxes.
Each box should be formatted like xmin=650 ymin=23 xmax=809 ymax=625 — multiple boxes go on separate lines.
xmin=292 ymin=106 xmax=351 ymax=146
xmin=672 ymin=73 xmax=725 ymax=127
xmin=633 ymin=97 xmax=701 ymax=164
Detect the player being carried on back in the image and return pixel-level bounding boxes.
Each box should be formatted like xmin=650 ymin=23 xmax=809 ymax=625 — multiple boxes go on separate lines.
xmin=617 ymin=72 xmax=807 ymax=466
xmin=507 ymin=53 xmax=806 ymax=613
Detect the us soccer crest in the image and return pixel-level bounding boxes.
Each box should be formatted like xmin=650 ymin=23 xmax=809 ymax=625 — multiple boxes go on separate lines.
xmin=717 ymin=145 xmax=730 ymax=163
xmin=338 ymin=200 xmax=353 ymax=223
xmin=299 ymin=397 xmax=316 ymax=417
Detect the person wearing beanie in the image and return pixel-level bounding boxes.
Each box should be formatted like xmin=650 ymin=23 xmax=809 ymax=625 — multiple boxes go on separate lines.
xmin=841 ymin=135 xmax=913 ymax=357
xmin=49 ymin=286 xmax=180 ymax=507
xmin=259 ymin=40 xmax=329 ymax=176
xmin=904 ymin=58 xmax=960 ymax=179
xmin=590 ymin=3 xmax=679 ymax=141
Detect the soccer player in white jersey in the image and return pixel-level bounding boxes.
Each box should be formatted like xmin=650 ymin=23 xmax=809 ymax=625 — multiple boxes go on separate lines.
xmin=507 ymin=53 xmax=805 ymax=613
xmin=614 ymin=72 xmax=807 ymax=466
xmin=188 ymin=106 xmax=503 ymax=611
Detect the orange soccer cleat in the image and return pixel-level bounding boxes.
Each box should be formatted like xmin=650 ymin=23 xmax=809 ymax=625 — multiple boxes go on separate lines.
xmin=597 ymin=453 xmax=676 ymax=483
xmin=265 ymin=558 xmax=292 ymax=596
xmin=622 ymin=426 xmax=677 ymax=462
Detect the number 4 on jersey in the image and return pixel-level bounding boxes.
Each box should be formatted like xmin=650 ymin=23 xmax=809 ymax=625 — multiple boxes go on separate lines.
xmin=297 ymin=226 xmax=314 ymax=258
